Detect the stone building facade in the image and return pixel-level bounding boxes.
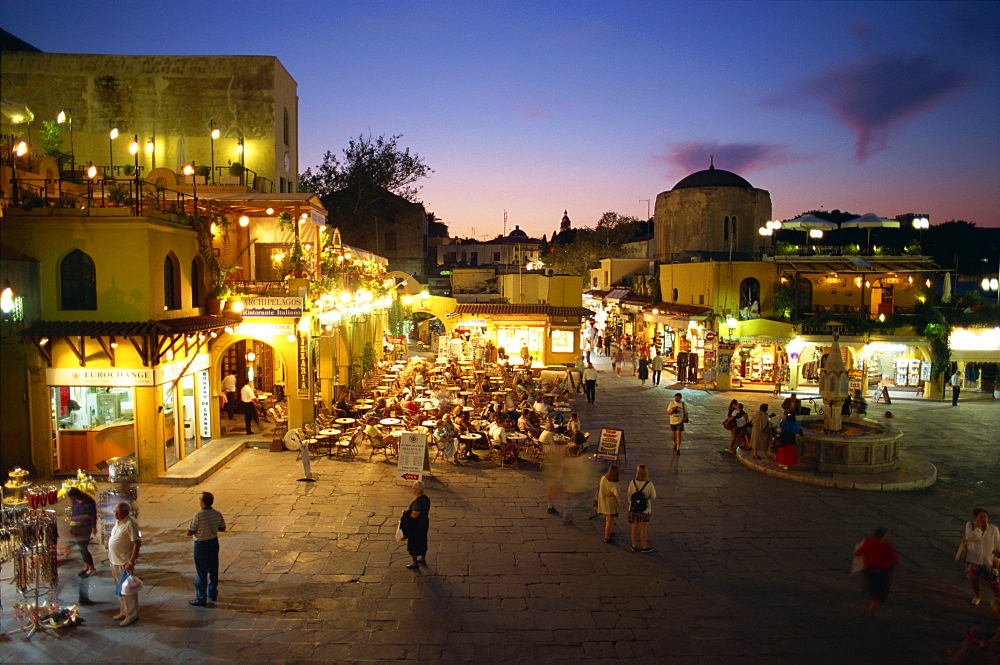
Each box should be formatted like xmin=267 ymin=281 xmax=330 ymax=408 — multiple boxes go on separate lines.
xmin=653 ymin=163 xmax=772 ymax=262
xmin=1 ymin=50 xmax=299 ymax=193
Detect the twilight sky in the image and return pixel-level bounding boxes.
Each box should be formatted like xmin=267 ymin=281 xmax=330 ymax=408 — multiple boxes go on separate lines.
xmin=4 ymin=0 xmax=999 ymax=238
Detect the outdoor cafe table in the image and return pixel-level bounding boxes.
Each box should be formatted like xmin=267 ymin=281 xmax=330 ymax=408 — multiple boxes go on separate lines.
xmin=421 ymin=420 xmax=437 ymax=428
xmin=335 ymin=417 xmax=356 ymax=427
xmin=317 ymin=428 xmax=343 ymax=458
xmin=380 ymin=418 xmax=401 ymax=426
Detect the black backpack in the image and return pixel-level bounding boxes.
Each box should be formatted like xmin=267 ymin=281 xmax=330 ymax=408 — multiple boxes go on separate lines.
xmin=629 ymin=481 xmax=650 ymax=513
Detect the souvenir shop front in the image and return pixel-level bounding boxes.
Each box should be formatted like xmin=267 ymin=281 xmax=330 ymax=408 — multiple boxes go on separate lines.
xmin=853 ymin=340 xmax=931 ymax=395
xmin=950 ymin=327 xmax=1000 ymax=397
xmin=731 ymin=340 xmax=789 ymax=387
xmin=449 ymin=304 xmax=592 ymax=367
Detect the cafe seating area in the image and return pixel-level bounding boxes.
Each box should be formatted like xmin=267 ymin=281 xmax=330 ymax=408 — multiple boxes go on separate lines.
xmin=287 ymin=353 xmax=589 ymax=470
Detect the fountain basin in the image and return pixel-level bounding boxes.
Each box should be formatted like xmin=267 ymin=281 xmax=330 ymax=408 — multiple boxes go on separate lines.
xmin=796 ymin=416 xmax=901 ymax=474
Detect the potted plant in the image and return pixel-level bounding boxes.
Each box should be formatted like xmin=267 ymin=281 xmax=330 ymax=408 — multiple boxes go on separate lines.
xmin=122 ymin=163 xmax=135 ymax=176
xmin=194 ymin=212 xmax=255 ymax=315
xmin=221 ymin=162 xmax=244 ymax=185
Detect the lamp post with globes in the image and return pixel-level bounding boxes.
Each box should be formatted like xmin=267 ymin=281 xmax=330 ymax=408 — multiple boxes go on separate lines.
xmin=912 ymin=216 xmax=929 ymax=252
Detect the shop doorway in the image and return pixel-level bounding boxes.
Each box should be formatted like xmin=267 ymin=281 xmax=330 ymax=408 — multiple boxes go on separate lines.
xmin=408 ymin=312 xmax=446 ymax=352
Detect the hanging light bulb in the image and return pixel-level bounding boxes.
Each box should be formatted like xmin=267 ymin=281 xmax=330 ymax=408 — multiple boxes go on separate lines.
xmin=239 ymin=215 xmax=250 ymax=227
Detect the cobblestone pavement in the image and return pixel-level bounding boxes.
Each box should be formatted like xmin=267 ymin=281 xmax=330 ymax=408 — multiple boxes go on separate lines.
xmin=3 ymin=354 xmax=999 ymax=664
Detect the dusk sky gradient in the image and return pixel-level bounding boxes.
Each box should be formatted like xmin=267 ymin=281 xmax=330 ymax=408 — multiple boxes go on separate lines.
xmin=4 ymin=0 xmax=999 ymax=238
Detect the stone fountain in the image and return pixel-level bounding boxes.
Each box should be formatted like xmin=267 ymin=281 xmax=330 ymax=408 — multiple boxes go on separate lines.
xmin=795 ymin=335 xmax=902 ymax=474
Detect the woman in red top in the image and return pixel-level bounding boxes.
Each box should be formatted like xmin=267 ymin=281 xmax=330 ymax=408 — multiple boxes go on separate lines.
xmin=854 ymin=527 xmax=899 ymax=618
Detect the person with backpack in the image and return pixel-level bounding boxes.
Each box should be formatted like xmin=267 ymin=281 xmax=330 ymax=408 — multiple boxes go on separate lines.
xmin=628 ymin=465 xmax=657 ymax=552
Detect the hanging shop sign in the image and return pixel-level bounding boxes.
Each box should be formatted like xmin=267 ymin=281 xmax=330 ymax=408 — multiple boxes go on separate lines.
xmin=154 ymin=354 xmax=211 ymax=385
xmin=297 ymin=331 xmax=309 ymax=392
xmin=243 ymin=297 xmax=304 ymax=318
xmin=233 ymin=322 xmax=296 ymax=337
xmin=47 ymin=367 xmax=153 ymax=387
xmin=197 ymin=370 xmax=212 ymax=439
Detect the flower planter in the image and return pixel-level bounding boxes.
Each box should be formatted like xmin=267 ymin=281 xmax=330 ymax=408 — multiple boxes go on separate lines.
xmin=205 ymin=297 xmax=228 ymax=316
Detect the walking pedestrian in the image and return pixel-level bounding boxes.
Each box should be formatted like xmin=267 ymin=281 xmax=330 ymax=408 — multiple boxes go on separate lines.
xmin=651 ymin=352 xmax=664 ymax=386
xmin=749 ymin=403 xmax=772 ymax=460
xmin=853 ymin=526 xmax=899 ymax=618
xmin=724 ymin=399 xmax=740 ymax=453
xmin=627 ymin=465 xmax=656 ymax=552
xmin=583 ymin=363 xmax=598 ymax=403
xmin=666 ymin=393 xmax=688 ymax=454
xmin=402 ymin=481 xmax=431 ymax=569
xmin=952 ymin=367 xmax=962 ymax=406
xmin=613 ymin=348 xmax=624 ymax=376
xmin=222 ymin=371 xmax=237 ymax=420
xmin=66 ymin=487 xmax=97 ymax=578
xmin=597 ymin=465 xmax=620 ymax=543
xmin=637 ymin=355 xmax=649 ymax=387
xmin=962 ymin=508 xmax=1000 ymax=606
xmin=186 ymin=491 xmax=226 ymax=606
xmin=603 ymin=334 xmax=612 ymax=357
xmin=108 ymin=501 xmax=141 ymax=626
xmin=240 ymin=379 xmax=257 ymax=434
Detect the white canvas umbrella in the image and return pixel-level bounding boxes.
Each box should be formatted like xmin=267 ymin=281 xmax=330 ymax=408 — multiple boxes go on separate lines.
xmin=841 ymin=213 xmax=900 ymax=248
xmin=781 ymin=215 xmax=839 ymax=232
xmin=175 ymin=134 xmax=187 ymax=174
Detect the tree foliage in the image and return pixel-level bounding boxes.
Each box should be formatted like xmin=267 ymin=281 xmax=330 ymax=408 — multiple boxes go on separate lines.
xmin=299 ymin=133 xmax=432 ymax=205
xmin=545 ymin=211 xmax=645 ymax=277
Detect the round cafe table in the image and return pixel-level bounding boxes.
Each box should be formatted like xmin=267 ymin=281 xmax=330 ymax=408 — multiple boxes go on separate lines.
xmin=335 ymin=417 xmax=356 ymax=426
xmin=380 ymin=417 xmax=401 ymax=426
xmin=421 ymin=420 xmax=437 ymax=428
xmin=318 ymin=428 xmax=343 ymax=458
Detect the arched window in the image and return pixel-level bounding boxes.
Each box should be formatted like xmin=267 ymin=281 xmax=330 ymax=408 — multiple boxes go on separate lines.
xmin=283 ymin=108 xmax=290 ymax=146
xmin=60 ymin=249 xmax=97 ymax=310
xmin=797 ymin=276 xmax=813 ymax=314
xmin=723 ymin=216 xmax=730 ymax=242
xmin=164 ymin=253 xmax=181 ymax=310
xmin=191 ymin=257 xmax=204 ymax=306
xmin=739 ymin=277 xmax=760 ymax=318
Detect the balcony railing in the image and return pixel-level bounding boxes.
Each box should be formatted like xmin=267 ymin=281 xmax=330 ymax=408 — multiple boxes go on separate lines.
xmin=225 ymin=280 xmax=289 ymax=296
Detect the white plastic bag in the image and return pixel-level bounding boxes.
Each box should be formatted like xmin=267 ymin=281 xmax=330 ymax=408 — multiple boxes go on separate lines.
xmin=120 ymin=573 xmax=144 ymax=595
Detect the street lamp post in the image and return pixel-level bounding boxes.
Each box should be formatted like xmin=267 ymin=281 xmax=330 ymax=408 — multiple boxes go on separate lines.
xmin=146 ymin=136 xmax=155 ymax=170
xmin=57 ymin=109 xmax=74 ymax=176
xmin=235 ymin=137 xmax=245 ymax=185
xmin=86 ymin=163 xmax=97 ymax=208
xmin=182 ymin=162 xmax=197 ymax=215
xmin=129 ymin=135 xmax=140 ymax=211
xmin=108 ymin=124 xmax=118 ymax=179
xmin=209 ymin=120 xmax=219 ymax=184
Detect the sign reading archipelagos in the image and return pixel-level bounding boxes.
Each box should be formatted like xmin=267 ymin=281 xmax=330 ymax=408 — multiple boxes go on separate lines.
xmin=243 ymin=297 xmax=304 ymax=318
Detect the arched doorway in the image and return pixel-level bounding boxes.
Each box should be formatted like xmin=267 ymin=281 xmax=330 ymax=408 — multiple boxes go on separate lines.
xmin=409 ymin=311 xmax=446 ymax=352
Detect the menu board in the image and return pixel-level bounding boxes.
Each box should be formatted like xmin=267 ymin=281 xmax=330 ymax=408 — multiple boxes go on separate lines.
xmin=396 ymin=432 xmax=428 ymax=482
xmin=596 ymin=429 xmax=624 ymax=461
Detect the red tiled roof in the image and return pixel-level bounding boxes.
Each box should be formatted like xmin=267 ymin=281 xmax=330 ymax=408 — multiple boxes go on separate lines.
xmin=453 ymin=304 xmax=594 ymax=318
xmin=20 ymin=315 xmax=240 ymax=338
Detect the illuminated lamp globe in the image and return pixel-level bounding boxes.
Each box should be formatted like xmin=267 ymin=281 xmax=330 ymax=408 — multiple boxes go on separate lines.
xmin=403 ymin=295 xmax=413 ymax=305
xmin=239 ymin=215 xmax=249 ymax=227
xmin=339 ymin=291 xmax=351 ymax=304
xmin=230 ymin=300 xmax=244 ymax=313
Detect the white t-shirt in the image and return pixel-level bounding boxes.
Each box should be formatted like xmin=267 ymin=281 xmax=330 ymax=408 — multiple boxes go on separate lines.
xmin=108 ymin=517 xmax=140 ymax=565
xmin=965 ymin=522 xmax=1000 ymax=566
xmin=240 ymin=384 xmax=256 ymax=403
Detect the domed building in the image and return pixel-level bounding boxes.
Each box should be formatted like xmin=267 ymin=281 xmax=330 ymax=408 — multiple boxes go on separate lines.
xmin=653 ymin=160 xmax=772 ymax=262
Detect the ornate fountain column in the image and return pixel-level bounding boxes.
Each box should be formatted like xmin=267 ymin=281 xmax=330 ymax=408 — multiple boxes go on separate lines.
xmin=819 ymin=335 xmax=850 ymax=433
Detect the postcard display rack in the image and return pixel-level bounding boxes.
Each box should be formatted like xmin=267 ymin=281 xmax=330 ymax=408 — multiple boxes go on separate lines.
xmin=2 ymin=468 xmax=67 ymax=638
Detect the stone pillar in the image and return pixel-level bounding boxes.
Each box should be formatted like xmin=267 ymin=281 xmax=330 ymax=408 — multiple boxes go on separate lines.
xmin=819 ymin=335 xmax=849 ymax=433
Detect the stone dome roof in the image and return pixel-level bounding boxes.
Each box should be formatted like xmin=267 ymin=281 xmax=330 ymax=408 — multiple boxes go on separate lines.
xmin=507 ymin=225 xmax=529 ymax=239
xmin=672 ymin=164 xmax=753 ymax=190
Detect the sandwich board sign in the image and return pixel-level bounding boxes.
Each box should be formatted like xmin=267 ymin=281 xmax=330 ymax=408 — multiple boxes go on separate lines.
xmin=396 ymin=432 xmax=429 ymax=482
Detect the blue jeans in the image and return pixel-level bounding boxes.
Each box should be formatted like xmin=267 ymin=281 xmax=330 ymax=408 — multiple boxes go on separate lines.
xmin=193 ymin=538 xmax=220 ymax=602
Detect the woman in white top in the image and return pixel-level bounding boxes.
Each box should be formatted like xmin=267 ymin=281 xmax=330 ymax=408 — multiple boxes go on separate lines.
xmin=963 ymin=507 xmax=1000 ymax=605
xmin=597 ymin=465 xmax=620 ymax=544
xmin=628 ymin=465 xmax=657 ymax=552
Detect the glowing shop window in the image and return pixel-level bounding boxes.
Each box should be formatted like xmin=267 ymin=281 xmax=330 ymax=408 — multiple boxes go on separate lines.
xmin=550 ymin=329 xmax=575 ymax=353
